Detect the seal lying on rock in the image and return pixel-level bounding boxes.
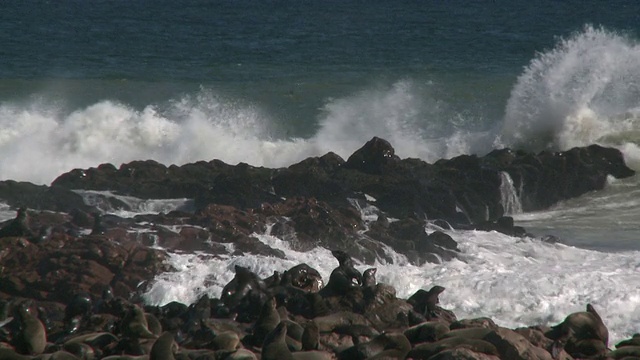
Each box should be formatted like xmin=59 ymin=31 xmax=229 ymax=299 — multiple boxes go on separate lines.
xmin=547 ymin=303 xmax=609 ymax=359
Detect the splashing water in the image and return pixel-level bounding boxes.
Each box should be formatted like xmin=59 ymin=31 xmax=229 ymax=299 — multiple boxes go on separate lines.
xmin=499 ymin=171 xmax=523 ymax=215
xmin=501 ymin=25 xmax=640 ymax=155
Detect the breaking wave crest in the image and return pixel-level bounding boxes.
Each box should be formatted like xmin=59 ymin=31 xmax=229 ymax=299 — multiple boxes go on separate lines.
xmin=501 ymin=25 xmax=640 ymax=161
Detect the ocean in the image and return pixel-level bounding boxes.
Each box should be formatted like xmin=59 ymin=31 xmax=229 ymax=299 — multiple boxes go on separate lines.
xmin=1 ymin=0 xmax=640 ymax=344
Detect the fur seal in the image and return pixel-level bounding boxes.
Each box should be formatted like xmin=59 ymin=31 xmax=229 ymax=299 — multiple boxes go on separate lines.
xmin=404 ymin=321 xmax=450 ymax=344
xmin=338 ymin=332 xmax=411 ymax=360
xmin=0 ymin=348 xmax=31 ymax=360
xmin=149 ymin=331 xmax=177 ymax=360
xmin=0 ymin=208 xmax=35 ymax=239
xmin=281 ymin=264 xmax=324 ymax=292
xmin=291 ymin=351 xmax=333 ymax=360
xmin=319 ymin=250 xmax=363 ymax=297
xmin=616 ymin=333 xmax=640 ymax=348
xmin=608 ymin=345 xmax=640 ymax=359
xmin=362 ymin=268 xmax=377 ymax=289
xmin=548 ymin=304 xmax=609 ymax=358
xmin=62 ymin=341 xmax=94 ymax=360
xmin=407 ymin=336 xmax=499 ymax=359
xmin=549 ymin=304 xmax=609 ymax=343
xmin=211 ymin=330 xmax=240 ymax=351
xmin=63 ymin=292 xmax=93 ymax=335
xmin=14 ymin=304 xmax=47 ymax=355
xmin=249 ymin=297 xmax=280 ymax=346
xmin=221 ymin=265 xmax=267 ymax=309
xmin=121 ymin=304 xmax=157 ymax=339
xmin=301 ymin=321 xmax=319 ymax=351
xmin=407 ymin=285 xmax=445 ymax=315
xmin=262 ymin=321 xmax=294 ymax=360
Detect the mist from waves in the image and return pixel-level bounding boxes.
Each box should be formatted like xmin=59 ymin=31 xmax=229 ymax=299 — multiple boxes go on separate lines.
xmin=500 ymin=25 xmax=640 ymax=164
xmin=142 ymin=224 xmax=640 ymax=346
xmin=3 ymin=25 xmax=640 ymax=184
xmin=0 ymin=80 xmax=494 ymax=185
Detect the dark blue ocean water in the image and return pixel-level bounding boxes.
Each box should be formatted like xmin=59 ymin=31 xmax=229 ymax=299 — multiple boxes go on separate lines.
xmin=3 ymin=1 xmax=639 ymax=132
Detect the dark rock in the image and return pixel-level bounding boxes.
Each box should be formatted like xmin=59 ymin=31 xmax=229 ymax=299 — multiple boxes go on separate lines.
xmin=344 ymin=137 xmax=400 ymax=174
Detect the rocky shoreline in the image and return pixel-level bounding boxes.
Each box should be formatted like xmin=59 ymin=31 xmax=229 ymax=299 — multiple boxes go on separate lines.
xmin=0 ymin=137 xmax=637 ymax=359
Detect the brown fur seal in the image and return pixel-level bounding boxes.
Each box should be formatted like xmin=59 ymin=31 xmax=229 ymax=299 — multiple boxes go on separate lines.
xmin=262 ymin=321 xmax=294 ymax=360
xmin=250 ymin=297 xmax=280 ymax=346
xmin=221 ymin=265 xmax=267 ymax=308
xmin=0 ymin=208 xmax=35 ymax=239
xmin=301 ymin=321 xmax=319 ymax=351
xmin=338 ymin=332 xmax=411 ymax=360
xmin=550 ymin=304 xmax=609 ymax=345
xmin=281 ymin=264 xmax=324 ymax=292
xmin=407 ymin=285 xmax=445 ymax=315
xmin=407 ymin=336 xmax=499 ymax=359
xmin=0 ymin=348 xmax=31 ymax=360
xmin=211 ymin=330 xmax=240 ymax=351
xmin=14 ymin=304 xmax=47 ymax=355
xmin=616 ymin=333 xmax=640 ymax=348
xmin=291 ymin=350 xmax=333 ymax=360
xmin=608 ymin=345 xmax=640 ymax=359
xmin=548 ymin=303 xmax=609 ymax=359
xmin=149 ymin=331 xmax=178 ymax=360
xmin=362 ymin=268 xmax=377 ymax=289
xmin=319 ymin=250 xmax=363 ymax=297
xmin=121 ymin=304 xmax=157 ymax=339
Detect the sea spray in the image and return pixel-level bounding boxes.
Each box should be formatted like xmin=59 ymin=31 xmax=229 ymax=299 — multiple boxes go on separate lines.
xmin=499 ymin=171 xmax=523 ymax=215
xmin=501 ymin=25 xmax=640 ymax=153
xmin=0 ymin=79 xmax=496 ymax=185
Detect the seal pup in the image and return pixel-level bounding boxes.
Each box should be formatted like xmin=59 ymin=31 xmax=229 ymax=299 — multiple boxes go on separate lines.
xmin=262 ymin=321 xmax=294 ymax=360
xmin=13 ymin=304 xmax=47 ymax=355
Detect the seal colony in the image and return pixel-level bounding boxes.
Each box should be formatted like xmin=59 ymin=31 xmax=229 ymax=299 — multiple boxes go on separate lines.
xmin=0 ymin=251 xmax=636 ymax=359
xmin=0 ymin=138 xmax=638 ymax=359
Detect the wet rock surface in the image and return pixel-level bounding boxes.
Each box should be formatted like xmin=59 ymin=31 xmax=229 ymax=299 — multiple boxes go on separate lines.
xmin=0 ymin=258 xmax=623 ymax=360
xmin=0 ymin=138 xmax=634 ymax=359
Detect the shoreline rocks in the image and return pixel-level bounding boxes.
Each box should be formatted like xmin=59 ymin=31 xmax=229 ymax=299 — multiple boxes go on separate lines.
xmin=0 ymin=138 xmax=636 ymax=359
xmin=0 ymin=259 xmax=631 ymax=360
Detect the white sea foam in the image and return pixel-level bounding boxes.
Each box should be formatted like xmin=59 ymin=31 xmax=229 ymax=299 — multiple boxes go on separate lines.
xmin=142 ymin=228 xmax=640 ymax=345
xmin=0 ymin=80 xmax=491 ymax=185
xmin=74 ymin=190 xmax=194 ymax=217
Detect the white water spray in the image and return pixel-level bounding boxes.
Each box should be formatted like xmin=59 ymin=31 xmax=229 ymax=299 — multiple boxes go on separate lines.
xmin=499 ymin=171 xmax=522 ymax=215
